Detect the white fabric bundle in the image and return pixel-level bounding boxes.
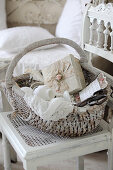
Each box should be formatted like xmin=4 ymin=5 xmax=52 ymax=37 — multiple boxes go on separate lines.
xmin=33 ymin=85 xmax=55 ymax=101
xmin=21 ymin=87 xmax=33 ymax=106
xmin=21 ymin=85 xmax=74 ymax=121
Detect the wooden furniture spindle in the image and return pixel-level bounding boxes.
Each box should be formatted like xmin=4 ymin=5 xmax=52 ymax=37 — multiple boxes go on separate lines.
xmin=104 ymin=22 xmax=110 ymax=51
xmin=97 ymin=20 xmax=104 ymax=48
xmin=110 ymin=28 xmax=113 ymax=52
xmin=89 ymin=19 xmax=95 ymax=45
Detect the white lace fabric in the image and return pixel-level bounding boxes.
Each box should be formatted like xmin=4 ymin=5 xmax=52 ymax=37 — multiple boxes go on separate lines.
xmin=21 ymin=86 xmax=74 ymax=121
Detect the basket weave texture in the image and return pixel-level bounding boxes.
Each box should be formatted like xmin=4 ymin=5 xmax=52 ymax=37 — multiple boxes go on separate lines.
xmin=4 ymin=38 xmax=110 ymax=137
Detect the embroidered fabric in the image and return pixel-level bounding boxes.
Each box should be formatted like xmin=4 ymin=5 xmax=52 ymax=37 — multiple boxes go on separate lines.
xmin=21 ymin=85 xmax=74 ymax=121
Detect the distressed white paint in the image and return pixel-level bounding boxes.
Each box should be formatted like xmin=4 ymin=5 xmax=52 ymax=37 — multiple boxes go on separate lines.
xmin=89 ymin=18 xmax=95 ymax=45
xmin=104 ymin=22 xmax=110 ymax=51
xmin=0 ymin=112 xmax=112 ymax=170
xmin=2 ymin=133 xmax=11 ymax=170
xmin=97 ymin=20 xmax=104 ymax=48
xmin=83 ymin=3 xmax=113 ymax=61
xmin=110 ymin=28 xmax=113 ymax=52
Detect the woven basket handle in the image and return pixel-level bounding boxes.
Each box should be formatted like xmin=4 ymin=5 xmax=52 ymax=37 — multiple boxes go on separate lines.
xmin=5 ymin=38 xmax=87 ymax=90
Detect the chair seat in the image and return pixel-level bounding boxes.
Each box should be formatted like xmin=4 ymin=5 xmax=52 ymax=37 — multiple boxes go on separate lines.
xmin=0 ymin=112 xmax=111 ymax=166
xmin=8 ymin=114 xmax=104 ymax=147
xmin=8 ymin=114 xmax=68 ymax=147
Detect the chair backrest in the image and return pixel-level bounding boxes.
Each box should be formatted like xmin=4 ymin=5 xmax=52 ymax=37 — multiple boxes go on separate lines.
xmin=82 ymin=2 xmax=113 ymax=124
xmin=82 ymin=3 xmax=113 ymax=64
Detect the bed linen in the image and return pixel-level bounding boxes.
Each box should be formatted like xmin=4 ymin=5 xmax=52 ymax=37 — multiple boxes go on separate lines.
xmin=56 ymin=0 xmax=82 ymax=46
xmin=0 ymin=26 xmax=56 ymax=52
xmin=0 ymin=45 xmax=80 ymax=77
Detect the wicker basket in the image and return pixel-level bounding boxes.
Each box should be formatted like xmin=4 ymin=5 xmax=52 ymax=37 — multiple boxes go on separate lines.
xmin=5 ymin=38 xmax=109 ymax=137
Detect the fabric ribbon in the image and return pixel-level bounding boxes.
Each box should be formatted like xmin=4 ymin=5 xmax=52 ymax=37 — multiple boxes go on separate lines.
xmin=46 ymin=60 xmax=75 ymax=93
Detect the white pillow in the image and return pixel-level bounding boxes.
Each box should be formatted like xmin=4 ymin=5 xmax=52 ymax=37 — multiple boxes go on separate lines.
xmin=55 ymin=0 xmax=82 ymax=46
xmin=0 ymin=26 xmax=55 ymax=52
xmin=0 ymin=0 xmax=7 ymax=30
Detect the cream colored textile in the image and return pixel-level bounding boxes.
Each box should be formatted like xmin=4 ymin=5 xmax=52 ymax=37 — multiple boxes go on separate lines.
xmin=42 ymin=54 xmax=85 ymax=94
xmin=21 ymin=86 xmax=74 ymax=121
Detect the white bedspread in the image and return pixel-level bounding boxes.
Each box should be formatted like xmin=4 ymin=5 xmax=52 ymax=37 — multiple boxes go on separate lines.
xmin=0 ymin=45 xmax=80 ymax=76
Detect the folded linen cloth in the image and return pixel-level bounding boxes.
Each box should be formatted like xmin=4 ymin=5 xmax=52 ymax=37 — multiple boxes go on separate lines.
xmin=21 ymin=85 xmax=74 ymax=121
xmin=33 ymin=85 xmax=55 ymax=101
xmin=41 ymin=97 xmax=73 ymax=121
xmin=21 ymin=87 xmax=33 ymax=106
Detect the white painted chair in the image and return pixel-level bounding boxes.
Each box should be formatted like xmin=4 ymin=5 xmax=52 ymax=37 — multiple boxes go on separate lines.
xmin=82 ymin=2 xmax=113 ymax=65
xmin=0 ymin=60 xmax=18 ymax=163
xmin=1 ymin=2 xmax=113 ymax=170
xmin=0 ymin=112 xmax=112 ymax=170
xmin=82 ymin=2 xmax=113 ymax=113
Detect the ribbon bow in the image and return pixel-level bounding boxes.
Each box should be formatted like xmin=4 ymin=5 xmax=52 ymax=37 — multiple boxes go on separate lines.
xmin=45 ymin=60 xmax=74 ymax=93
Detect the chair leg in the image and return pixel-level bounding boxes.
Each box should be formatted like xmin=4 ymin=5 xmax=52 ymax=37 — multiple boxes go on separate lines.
xmin=76 ymin=156 xmax=84 ymax=170
xmin=1 ymin=91 xmax=12 ymax=112
xmin=1 ymin=91 xmax=17 ymax=163
xmin=108 ymin=148 xmax=113 ymax=170
xmin=24 ymin=160 xmax=37 ymax=170
xmin=108 ymin=128 xmax=113 ymax=170
xmin=88 ymin=53 xmax=93 ymax=66
xmin=10 ymin=145 xmax=17 ymax=163
xmin=2 ymin=133 xmax=11 ymax=170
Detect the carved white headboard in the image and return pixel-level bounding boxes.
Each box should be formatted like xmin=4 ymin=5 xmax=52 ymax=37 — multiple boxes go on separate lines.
xmin=6 ymin=0 xmax=66 ymax=35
